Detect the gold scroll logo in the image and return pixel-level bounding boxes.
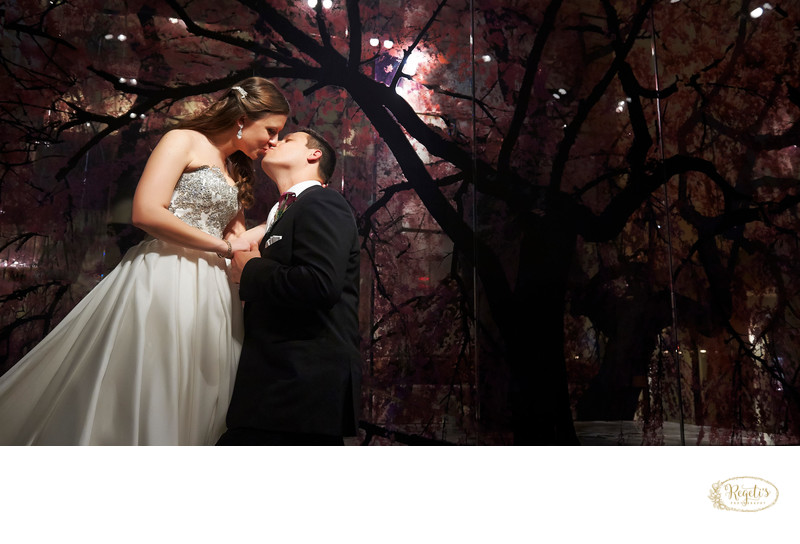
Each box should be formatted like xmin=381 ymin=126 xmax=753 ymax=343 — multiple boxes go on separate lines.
xmin=709 ymin=476 xmax=779 ymax=512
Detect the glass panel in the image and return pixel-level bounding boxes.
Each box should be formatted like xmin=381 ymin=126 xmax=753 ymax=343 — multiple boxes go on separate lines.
xmin=2 ymin=0 xmax=799 ymax=445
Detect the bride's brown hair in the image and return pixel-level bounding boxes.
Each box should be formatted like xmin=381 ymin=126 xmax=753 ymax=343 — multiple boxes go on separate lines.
xmin=173 ymin=77 xmax=290 ymax=208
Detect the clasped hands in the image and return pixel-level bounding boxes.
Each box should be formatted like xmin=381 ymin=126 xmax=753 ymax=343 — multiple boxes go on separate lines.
xmin=226 ymin=236 xmax=261 ymax=284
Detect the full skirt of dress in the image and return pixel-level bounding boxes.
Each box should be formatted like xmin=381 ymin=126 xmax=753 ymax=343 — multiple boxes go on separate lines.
xmin=0 ymin=238 xmax=243 ymax=446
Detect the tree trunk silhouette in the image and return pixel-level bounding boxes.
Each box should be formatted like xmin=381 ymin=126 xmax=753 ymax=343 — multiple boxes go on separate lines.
xmin=510 ymin=211 xmax=579 ymax=444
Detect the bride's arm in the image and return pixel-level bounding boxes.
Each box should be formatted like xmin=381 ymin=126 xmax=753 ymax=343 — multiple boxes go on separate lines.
xmin=132 ymin=130 xmax=249 ymax=254
xmin=223 ymin=209 xmax=246 ymax=239
xmin=223 ymin=209 xmax=267 ymax=247
xmin=233 ymin=222 xmax=268 ymax=246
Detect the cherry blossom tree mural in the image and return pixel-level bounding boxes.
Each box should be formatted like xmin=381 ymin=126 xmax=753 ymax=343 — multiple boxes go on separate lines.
xmin=2 ymin=0 xmax=799 ymax=444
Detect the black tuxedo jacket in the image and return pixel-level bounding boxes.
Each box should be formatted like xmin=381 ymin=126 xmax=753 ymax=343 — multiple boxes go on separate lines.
xmin=225 ymin=185 xmax=361 ymax=437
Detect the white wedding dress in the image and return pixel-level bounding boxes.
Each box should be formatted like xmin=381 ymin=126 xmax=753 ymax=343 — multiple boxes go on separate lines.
xmin=0 ymin=166 xmax=243 ymax=445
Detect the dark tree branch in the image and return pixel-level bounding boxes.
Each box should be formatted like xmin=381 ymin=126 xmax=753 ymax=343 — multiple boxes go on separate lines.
xmin=498 ymin=0 xmax=563 ymax=173
xmin=357 ymin=173 xmax=464 ymax=237
xmin=313 ymin=3 xmax=333 ymax=50
xmin=550 ymin=0 xmax=655 ymax=195
xmin=345 ymin=0 xmax=362 ymax=69
xmin=3 ymin=19 xmax=77 ymax=51
xmin=617 ymin=62 xmax=653 ymax=172
xmin=350 ymin=84 xmax=519 ymax=336
xmin=0 ymin=233 xmax=46 ymax=254
xmin=358 ymin=421 xmax=455 ymax=445
xmin=389 ymin=0 xmax=448 ymax=89
xmin=239 ymin=0 xmax=349 ymax=70
xmin=52 ymin=66 xmax=317 ymax=181
xmin=418 ymin=82 xmax=497 ymax=121
xmin=165 ymin=0 xmax=299 ymax=66
xmin=574 ymin=155 xmax=751 ymax=242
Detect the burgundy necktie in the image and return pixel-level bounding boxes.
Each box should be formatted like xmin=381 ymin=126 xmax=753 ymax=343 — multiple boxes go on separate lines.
xmin=275 ymin=191 xmax=296 ymax=222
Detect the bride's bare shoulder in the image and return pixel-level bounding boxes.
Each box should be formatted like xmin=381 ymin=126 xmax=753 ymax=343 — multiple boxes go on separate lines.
xmin=161 ymin=128 xmax=205 ymax=144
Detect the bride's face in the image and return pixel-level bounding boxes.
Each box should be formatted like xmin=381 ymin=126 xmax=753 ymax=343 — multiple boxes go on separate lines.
xmin=238 ymin=114 xmax=288 ymax=159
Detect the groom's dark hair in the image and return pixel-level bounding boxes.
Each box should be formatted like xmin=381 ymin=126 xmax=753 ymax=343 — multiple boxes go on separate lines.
xmin=298 ymin=128 xmax=336 ymax=183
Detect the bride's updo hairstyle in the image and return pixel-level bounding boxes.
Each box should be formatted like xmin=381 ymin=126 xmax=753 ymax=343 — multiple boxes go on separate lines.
xmin=174 ymin=77 xmax=290 ymax=208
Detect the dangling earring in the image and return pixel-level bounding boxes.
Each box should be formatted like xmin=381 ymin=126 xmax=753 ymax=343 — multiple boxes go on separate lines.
xmin=236 ymin=123 xmax=243 ymax=139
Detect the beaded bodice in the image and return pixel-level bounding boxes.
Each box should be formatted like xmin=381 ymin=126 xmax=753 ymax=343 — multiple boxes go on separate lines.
xmin=168 ymin=166 xmax=239 ymax=239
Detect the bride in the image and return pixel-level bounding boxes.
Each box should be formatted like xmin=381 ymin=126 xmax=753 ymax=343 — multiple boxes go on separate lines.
xmin=0 ymin=77 xmax=289 ymax=445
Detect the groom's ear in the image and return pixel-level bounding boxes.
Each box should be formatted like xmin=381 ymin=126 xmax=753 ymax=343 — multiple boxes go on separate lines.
xmin=307 ymin=148 xmax=322 ymax=164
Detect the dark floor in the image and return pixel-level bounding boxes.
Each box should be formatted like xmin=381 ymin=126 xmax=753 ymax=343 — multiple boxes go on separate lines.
xmin=574 ymin=420 xmax=797 ymax=446
xmin=345 ymin=420 xmax=798 ymax=445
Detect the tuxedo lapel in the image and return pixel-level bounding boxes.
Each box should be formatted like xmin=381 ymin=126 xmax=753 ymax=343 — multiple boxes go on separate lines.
xmin=265 ymin=185 xmax=323 ymax=236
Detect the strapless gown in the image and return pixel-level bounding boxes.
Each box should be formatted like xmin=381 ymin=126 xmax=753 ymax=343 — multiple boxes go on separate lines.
xmin=0 ymin=166 xmax=244 ymax=445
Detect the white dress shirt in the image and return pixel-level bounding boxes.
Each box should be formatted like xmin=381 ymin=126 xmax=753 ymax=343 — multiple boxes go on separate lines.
xmin=265 ymin=180 xmax=321 ymax=231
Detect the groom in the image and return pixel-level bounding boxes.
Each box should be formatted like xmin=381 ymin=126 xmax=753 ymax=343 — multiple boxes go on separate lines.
xmin=217 ymin=128 xmax=361 ymax=446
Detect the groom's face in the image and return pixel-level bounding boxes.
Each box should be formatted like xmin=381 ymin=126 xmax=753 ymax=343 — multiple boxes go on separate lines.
xmin=261 ymin=132 xmax=312 ymax=177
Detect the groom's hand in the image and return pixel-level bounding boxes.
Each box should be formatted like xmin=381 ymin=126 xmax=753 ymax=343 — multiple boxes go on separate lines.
xmin=229 ymin=242 xmax=260 ymax=284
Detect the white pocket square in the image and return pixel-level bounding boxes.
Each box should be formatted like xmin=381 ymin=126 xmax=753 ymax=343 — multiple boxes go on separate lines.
xmin=266 ymin=235 xmax=282 ymax=247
